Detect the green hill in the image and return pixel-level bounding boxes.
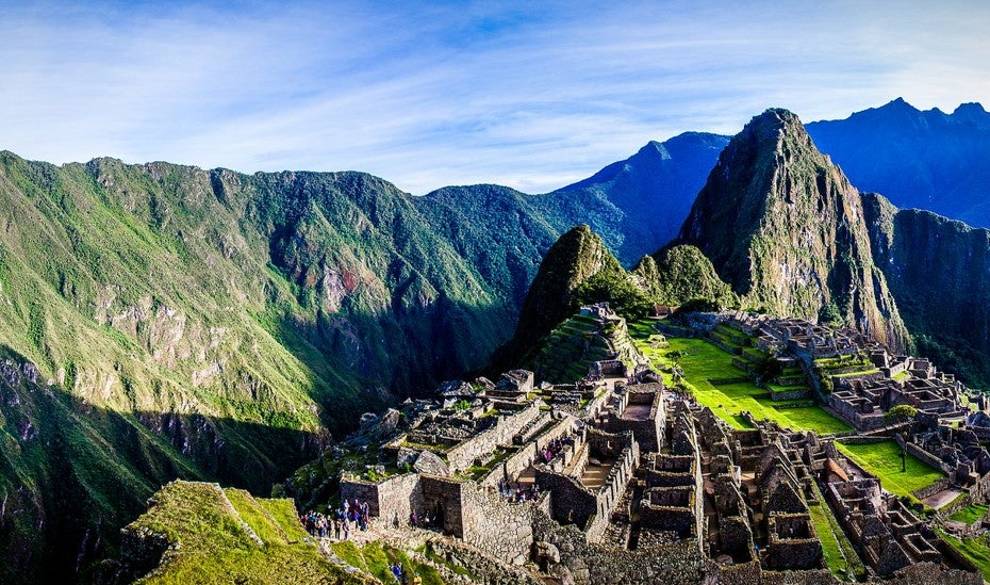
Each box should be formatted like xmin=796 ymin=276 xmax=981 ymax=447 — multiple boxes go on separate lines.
xmin=523 ymin=310 xmax=644 ymax=383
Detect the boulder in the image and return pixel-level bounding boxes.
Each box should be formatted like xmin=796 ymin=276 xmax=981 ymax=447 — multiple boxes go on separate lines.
xmin=413 ymin=451 xmax=450 ymax=476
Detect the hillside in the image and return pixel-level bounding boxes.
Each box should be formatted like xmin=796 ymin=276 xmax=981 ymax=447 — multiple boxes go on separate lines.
xmin=863 ymin=193 xmax=990 ymax=388
xmin=522 ymin=309 xmax=644 ymax=384
xmin=546 ymin=132 xmax=729 ymax=262
xmin=808 ymin=99 xmax=990 ymax=227
xmin=677 ymin=109 xmax=910 ymax=350
xmin=110 ymin=481 xmax=367 ymax=584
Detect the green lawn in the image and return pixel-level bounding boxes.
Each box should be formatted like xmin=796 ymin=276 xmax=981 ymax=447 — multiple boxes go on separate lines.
xmin=631 ymin=328 xmax=850 ymax=434
xmin=836 ymin=441 xmax=944 ymax=501
xmin=938 ymin=530 xmax=990 ymax=582
xmin=950 ymin=504 xmax=989 ymax=525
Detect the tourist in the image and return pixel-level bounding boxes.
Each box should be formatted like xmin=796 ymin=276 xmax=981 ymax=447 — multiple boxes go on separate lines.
xmin=391 ymin=563 xmax=404 ymax=583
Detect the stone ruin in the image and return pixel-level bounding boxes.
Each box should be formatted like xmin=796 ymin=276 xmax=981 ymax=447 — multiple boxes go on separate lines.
xmin=330 ymin=333 xmax=984 ymax=585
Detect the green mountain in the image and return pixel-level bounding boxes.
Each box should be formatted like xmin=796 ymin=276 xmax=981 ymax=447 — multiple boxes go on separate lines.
xmin=646 ymin=244 xmax=737 ymax=308
xmin=0 ymin=153 xmax=529 ymax=581
xmin=863 ymin=193 xmax=990 ymax=387
xmin=677 ymin=109 xmax=910 ymax=350
xmin=0 ymin=132 xmax=728 ymax=581
xmin=497 ymin=225 xmax=641 ymax=358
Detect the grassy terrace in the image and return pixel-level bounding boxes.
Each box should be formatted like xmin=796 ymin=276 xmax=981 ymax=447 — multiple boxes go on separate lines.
xmin=130 ymin=481 xmax=364 ymax=585
xmin=630 ymin=323 xmax=850 ymax=434
xmin=950 ymin=503 xmax=989 ymax=525
xmin=835 ymin=441 xmax=944 ymax=502
xmin=808 ymin=482 xmax=866 ymax=581
xmin=937 ymin=530 xmax=990 ymax=582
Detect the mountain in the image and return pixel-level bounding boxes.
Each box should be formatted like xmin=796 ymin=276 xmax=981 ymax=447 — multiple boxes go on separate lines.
xmin=863 ymin=193 xmax=990 ymax=387
xmin=807 ymin=98 xmax=990 ymax=227
xmin=547 ymin=132 xmax=729 ymax=263
xmin=677 ymin=109 xmax=910 ymax=350
xmin=0 ymin=153 xmax=547 ymax=581
xmin=499 ymin=225 xmax=627 ymax=355
xmin=646 ymin=244 xmax=737 ymax=308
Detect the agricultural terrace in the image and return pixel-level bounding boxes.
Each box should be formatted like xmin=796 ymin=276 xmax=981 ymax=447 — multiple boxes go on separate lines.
xmin=937 ymin=530 xmax=990 ymax=583
xmin=836 ymin=441 xmax=944 ymax=502
xmin=629 ymin=322 xmax=850 ymax=434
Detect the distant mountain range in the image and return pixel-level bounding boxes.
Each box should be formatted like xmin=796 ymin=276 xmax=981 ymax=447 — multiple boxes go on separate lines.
xmin=807 ymin=98 xmax=990 ymax=227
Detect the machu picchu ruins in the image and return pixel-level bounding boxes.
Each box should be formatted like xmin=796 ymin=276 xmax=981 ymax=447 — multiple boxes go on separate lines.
xmin=113 ymin=302 xmax=990 ymax=585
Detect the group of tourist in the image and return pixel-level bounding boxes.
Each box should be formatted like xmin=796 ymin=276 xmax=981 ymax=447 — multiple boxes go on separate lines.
xmin=497 ymin=480 xmax=541 ymax=503
xmin=408 ymin=510 xmax=441 ymax=529
xmin=538 ymin=435 xmax=574 ymax=464
xmin=301 ymin=498 xmax=372 ymax=539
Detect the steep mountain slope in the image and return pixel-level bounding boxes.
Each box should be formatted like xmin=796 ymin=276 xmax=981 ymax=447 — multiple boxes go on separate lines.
xmin=808 ymin=98 xmax=990 ymax=226
xmin=547 ymin=132 xmax=729 ymax=263
xmin=677 ymin=109 xmax=909 ymax=349
xmin=499 ymin=225 xmax=630 ymax=355
xmin=0 ymin=153 xmax=527 ymax=582
xmin=646 ymin=244 xmax=737 ymax=307
xmin=863 ymin=193 xmax=990 ymax=387
xmin=0 ymin=347 xmax=210 ymax=585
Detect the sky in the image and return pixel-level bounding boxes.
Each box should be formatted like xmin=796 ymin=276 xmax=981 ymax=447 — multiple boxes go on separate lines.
xmin=1 ymin=0 xmax=988 ymax=194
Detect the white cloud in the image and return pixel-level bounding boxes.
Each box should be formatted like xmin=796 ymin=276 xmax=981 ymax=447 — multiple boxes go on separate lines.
xmin=0 ymin=0 xmax=986 ymax=194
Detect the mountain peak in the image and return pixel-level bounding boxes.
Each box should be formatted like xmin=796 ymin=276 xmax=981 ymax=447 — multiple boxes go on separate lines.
xmin=677 ymin=109 xmax=910 ymax=349
xmin=953 ymin=101 xmax=988 ymax=119
xmin=880 ymin=97 xmax=919 ymax=112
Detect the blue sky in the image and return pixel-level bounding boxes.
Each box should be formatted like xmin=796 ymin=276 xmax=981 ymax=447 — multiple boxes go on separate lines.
xmin=1 ymin=0 xmax=987 ymax=194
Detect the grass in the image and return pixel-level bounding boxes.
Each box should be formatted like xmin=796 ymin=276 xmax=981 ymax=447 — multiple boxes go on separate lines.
xmin=937 ymin=530 xmax=990 ymax=582
xmin=331 ymin=540 xmax=445 ymax=585
xmin=808 ymin=483 xmax=866 ymax=581
xmin=950 ymin=504 xmax=989 ymax=525
xmin=630 ymin=325 xmax=850 ymax=434
xmin=130 ymin=481 xmax=365 ymax=585
xmin=836 ymin=441 xmax=944 ymax=502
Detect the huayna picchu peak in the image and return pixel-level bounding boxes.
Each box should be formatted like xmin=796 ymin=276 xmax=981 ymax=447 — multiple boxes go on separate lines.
xmin=678 ymin=108 xmax=910 ymax=351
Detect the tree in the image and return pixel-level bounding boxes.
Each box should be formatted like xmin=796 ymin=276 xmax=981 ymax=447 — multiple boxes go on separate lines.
xmin=886 ymin=404 xmax=918 ymax=423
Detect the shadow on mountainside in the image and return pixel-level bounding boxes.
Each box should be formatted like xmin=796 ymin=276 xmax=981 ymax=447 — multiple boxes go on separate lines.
xmin=0 ymin=345 xmax=328 ymax=585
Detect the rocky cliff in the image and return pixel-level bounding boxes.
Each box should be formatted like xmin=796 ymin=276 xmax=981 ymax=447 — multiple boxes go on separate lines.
xmin=677 ymin=109 xmax=910 ymax=350
xmin=863 ymin=193 xmax=990 ymax=387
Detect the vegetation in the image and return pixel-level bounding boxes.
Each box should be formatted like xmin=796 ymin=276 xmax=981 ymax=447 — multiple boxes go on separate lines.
xmin=835 ymin=441 xmax=943 ymax=502
xmin=807 ymin=484 xmax=866 ymax=581
xmin=331 ymin=541 xmax=445 ymax=585
xmin=949 ymin=503 xmax=989 ymax=525
xmin=630 ymin=327 xmax=849 ymax=434
xmin=886 ymin=404 xmax=918 ymax=423
xmin=649 ymin=244 xmax=738 ymax=308
xmin=127 ymin=481 xmax=363 ymax=585
xmin=523 ymin=313 xmax=643 ymax=383
xmin=937 ymin=530 xmax=990 ymax=582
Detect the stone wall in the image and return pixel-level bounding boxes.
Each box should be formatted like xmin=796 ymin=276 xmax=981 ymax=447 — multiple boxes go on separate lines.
xmin=421 ymin=475 xmax=467 ymax=537
xmin=530 ymin=507 xmax=709 ymax=585
xmin=446 ymin=401 xmax=542 ymax=472
xmin=340 ymin=472 xmax=423 ymax=529
xmin=461 ymin=484 xmax=536 ymax=565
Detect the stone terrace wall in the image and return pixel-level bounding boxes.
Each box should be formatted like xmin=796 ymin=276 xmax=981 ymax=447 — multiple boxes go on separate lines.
xmin=461 ymin=483 xmax=536 ymax=565
xmin=446 ymin=401 xmax=542 ymax=471
xmin=340 ymin=472 xmax=422 ymax=529
xmin=480 ymin=415 xmax=574 ymax=488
